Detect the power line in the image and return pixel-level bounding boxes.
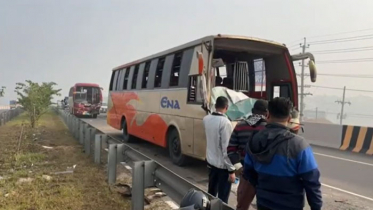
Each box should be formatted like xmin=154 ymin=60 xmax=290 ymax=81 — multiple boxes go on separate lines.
xmin=318 ymin=73 xmax=373 ymax=78
xmin=317 ymin=57 xmax=373 ymax=64
xmin=308 ymin=28 xmax=373 ymax=39
xmin=314 ymin=48 xmax=373 ymax=54
xmin=312 ymin=46 xmax=373 ymax=53
xmin=309 ymin=35 xmax=373 ymax=45
xmin=311 ymin=85 xmax=373 ymax=93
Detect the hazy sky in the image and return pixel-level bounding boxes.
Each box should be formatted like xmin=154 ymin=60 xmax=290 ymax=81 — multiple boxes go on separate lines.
xmin=2 ymin=0 xmax=373 ymax=105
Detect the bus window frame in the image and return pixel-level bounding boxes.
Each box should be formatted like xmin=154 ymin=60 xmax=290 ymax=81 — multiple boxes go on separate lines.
xmin=112 ymin=70 xmax=119 ymax=91
xmin=117 ymin=69 xmax=125 ymax=91
xmin=160 ymin=54 xmax=174 ymax=89
xmin=131 ymin=65 xmax=140 ymax=90
xmin=179 ymin=48 xmax=195 ymax=88
xmin=141 ymin=61 xmax=151 ymax=89
xmin=126 ymin=66 xmax=135 ymax=90
xmin=136 ymin=63 xmax=146 ymax=90
xmin=147 ymin=59 xmax=158 ymax=89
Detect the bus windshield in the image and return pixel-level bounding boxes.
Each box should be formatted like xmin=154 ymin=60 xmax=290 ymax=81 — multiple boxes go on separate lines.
xmin=210 ymin=86 xmax=257 ymax=121
xmin=75 ymin=86 xmax=100 ymax=104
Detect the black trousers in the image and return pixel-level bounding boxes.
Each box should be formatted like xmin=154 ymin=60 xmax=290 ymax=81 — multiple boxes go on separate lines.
xmin=207 ymin=165 xmax=232 ymax=203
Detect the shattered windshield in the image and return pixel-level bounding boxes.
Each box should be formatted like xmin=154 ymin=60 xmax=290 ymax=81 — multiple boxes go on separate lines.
xmin=210 ymin=87 xmax=257 ymax=121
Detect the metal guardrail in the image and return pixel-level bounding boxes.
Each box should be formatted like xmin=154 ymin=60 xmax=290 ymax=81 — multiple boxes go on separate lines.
xmin=0 ymin=108 xmax=22 ymax=126
xmin=57 ymin=108 xmax=234 ymax=210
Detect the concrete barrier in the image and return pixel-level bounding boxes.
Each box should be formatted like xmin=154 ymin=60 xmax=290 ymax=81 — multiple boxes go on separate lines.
xmin=301 ymin=122 xmax=373 ymax=155
xmin=340 ymin=125 xmax=373 ymax=155
xmin=301 ymin=122 xmax=343 ymax=149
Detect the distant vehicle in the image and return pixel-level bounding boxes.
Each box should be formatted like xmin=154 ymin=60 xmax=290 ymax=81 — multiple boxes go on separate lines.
xmin=68 ymin=83 xmax=103 ymax=118
xmin=107 ymin=35 xmax=317 ymax=165
xmin=100 ymin=102 xmax=108 ymax=113
xmin=9 ymin=100 xmax=17 ymax=109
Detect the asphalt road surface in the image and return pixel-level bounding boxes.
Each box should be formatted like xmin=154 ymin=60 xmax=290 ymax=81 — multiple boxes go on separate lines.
xmin=81 ymin=114 xmax=373 ymax=210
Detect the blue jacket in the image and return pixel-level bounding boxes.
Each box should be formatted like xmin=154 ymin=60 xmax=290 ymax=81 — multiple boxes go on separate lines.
xmin=244 ymin=123 xmax=322 ymax=210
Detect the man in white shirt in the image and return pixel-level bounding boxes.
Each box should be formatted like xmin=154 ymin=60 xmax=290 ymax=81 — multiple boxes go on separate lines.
xmin=203 ymin=96 xmax=236 ymax=203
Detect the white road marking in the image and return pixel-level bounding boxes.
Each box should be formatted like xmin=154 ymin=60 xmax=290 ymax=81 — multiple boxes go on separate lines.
xmin=314 ymin=152 xmax=373 ymax=167
xmin=321 ymin=183 xmax=373 ymax=202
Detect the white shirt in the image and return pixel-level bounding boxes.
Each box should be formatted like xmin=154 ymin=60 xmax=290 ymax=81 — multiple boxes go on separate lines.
xmin=203 ymin=112 xmax=235 ymax=171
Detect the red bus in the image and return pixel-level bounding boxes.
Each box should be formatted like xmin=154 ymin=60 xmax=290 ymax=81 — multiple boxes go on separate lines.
xmin=68 ymin=83 xmax=103 ymax=118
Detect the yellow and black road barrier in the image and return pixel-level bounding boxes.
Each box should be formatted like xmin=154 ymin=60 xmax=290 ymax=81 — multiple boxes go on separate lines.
xmin=340 ymin=125 xmax=373 ymax=155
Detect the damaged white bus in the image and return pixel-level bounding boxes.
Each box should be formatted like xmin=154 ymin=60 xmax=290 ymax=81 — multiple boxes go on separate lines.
xmin=107 ymin=34 xmax=317 ymax=166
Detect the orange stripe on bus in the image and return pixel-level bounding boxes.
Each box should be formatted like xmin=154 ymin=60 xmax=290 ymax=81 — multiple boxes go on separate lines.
xmin=352 ymin=127 xmax=367 ymax=153
xmin=340 ymin=126 xmax=353 ymax=151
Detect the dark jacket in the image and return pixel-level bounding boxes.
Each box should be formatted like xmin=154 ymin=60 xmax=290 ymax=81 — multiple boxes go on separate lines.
xmin=227 ymin=114 xmax=266 ymax=169
xmin=243 ymin=123 xmax=322 ymax=210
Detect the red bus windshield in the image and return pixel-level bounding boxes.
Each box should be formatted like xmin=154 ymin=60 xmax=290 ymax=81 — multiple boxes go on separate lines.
xmin=74 ymin=86 xmax=101 ymax=104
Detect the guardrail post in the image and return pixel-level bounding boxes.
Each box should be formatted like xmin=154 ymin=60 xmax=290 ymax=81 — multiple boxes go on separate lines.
xmin=117 ymin=143 xmax=125 ymax=163
xmin=94 ymin=134 xmax=102 ymax=164
xmin=132 ymin=161 xmax=145 ymax=210
xmin=107 ymin=144 xmax=117 ymax=184
xmin=85 ymin=128 xmax=92 ymax=155
xmin=71 ymin=116 xmax=76 ymax=135
xmin=79 ymin=122 xmax=84 ymax=144
xmin=74 ymin=118 xmax=79 ymax=139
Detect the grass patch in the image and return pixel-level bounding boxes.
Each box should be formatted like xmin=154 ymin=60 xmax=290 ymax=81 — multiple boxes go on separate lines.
xmin=14 ymin=153 xmax=46 ymax=167
xmin=0 ymin=110 xmax=131 ymax=210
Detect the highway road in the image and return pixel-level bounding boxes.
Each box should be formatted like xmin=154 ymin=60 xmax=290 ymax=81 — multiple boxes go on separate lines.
xmin=82 ymin=114 xmax=373 ymax=210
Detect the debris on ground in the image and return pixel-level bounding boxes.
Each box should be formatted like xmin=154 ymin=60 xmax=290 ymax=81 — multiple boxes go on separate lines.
xmin=42 ymin=175 xmax=52 ymax=181
xmin=16 ymin=177 xmax=34 ymax=184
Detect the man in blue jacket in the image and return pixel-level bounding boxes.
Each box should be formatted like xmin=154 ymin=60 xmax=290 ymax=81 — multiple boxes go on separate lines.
xmin=244 ymin=97 xmax=322 ymax=210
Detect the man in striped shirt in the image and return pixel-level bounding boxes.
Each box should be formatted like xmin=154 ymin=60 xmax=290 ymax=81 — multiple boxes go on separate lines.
xmin=227 ymin=99 xmax=268 ymax=210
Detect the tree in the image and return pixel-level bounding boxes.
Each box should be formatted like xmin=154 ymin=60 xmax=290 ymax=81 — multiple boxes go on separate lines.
xmin=0 ymin=86 xmax=5 ymax=97
xmin=15 ymin=80 xmax=61 ymax=128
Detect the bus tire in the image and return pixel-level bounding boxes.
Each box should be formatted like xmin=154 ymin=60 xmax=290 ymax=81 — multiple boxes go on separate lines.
xmin=168 ymin=128 xmax=188 ymax=166
xmin=122 ymin=119 xmax=133 ymax=143
xmin=92 ymin=114 xmax=97 ymax=119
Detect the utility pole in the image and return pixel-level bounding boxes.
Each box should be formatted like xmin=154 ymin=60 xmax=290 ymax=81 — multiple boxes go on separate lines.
xmin=315 ymin=107 xmax=318 ymax=120
xmin=299 ymin=37 xmax=310 ymax=122
xmin=335 ymin=86 xmax=351 ymax=125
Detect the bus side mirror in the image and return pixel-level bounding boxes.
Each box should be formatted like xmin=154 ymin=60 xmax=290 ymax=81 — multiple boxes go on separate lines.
xmin=308 ymin=60 xmax=317 ymax=83
xmin=100 ymin=87 xmax=104 ymax=91
xmin=196 ymin=51 xmax=204 ymax=75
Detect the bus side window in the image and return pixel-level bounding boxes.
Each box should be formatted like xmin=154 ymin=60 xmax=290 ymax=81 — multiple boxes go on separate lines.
xmin=109 ymin=71 xmax=115 ymax=91
xmin=187 ymin=75 xmax=202 ymax=103
xmin=142 ymin=61 xmax=151 ymax=89
xmin=155 ymin=57 xmax=165 ymax=88
xmin=132 ymin=65 xmax=140 ymax=89
xmin=123 ymin=67 xmax=130 ymax=90
xmin=110 ymin=70 xmax=119 ymax=91
xmin=170 ymin=52 xmax=183 ymax=87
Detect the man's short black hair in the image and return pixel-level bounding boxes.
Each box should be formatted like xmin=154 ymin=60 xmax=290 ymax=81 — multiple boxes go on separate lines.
xmin=215 ymin=96 xmax=229 ymax=109
xmin=268 ymin=97 xmax=293 ymax=120
xmin=252 ymin=99 xmax=268 ymax=115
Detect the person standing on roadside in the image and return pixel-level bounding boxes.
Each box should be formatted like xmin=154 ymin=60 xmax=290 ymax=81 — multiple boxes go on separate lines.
xmin=203 ymin=96 xmax=236 ymax=203
xmin=227 ymin=99 xmax=268 ymax=210
xmin=244 ymin=97 xmax=322 ymax=210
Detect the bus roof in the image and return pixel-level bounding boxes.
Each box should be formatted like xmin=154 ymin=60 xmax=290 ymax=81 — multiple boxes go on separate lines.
xmin=74 ymin=83 xmax=100 ymax=87
xmin=113 ymin=34 xmax=286 ymax=71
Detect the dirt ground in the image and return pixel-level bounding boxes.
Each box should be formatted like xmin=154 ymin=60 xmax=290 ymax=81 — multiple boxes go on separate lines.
xmin=0 ymin=112 xmax=131 ymax=210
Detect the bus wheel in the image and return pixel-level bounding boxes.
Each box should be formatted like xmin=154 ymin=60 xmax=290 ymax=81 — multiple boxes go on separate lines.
xmin=122 ymin=119 xmax=133 ymax=143
xmin=92 ymin=114 xmax=97 ymax=119
xmin=168 ymin=128 xmax=188 ymax=166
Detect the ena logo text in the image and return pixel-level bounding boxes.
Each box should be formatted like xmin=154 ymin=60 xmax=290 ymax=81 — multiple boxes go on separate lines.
xmin=160 ymin=97 xmax=180 ymax=109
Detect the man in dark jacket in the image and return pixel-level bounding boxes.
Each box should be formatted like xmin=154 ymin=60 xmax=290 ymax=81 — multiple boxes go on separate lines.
xmin=227 ymin=99 xmax=268 ymax=210
xmin=244 ymin=97 xmax=322 ymax=210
